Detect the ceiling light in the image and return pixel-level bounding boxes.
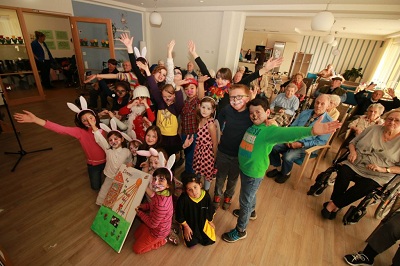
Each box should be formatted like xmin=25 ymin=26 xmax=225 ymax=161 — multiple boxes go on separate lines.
xmin=323 ymin=34 xmax=335 ymax=44
xmin=311 ymin=3 xmax=334 ymax=32
xmin=149 ymin=0 xmax=162 ymax=26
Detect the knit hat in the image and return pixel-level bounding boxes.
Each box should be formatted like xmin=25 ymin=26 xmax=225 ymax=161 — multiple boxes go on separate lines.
xmin=133 ymin=85 xmax=150 ymax=99
xmin=183 ymin=78 xmax=198 ymax=87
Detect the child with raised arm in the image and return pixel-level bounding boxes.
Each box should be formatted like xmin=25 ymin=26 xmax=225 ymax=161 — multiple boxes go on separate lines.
xmin=176 ymin=173 xmax=216 ymax=248
xmin=221 ymin=97 xmax=341 ymax=243
xmin=88 ymin=119 xmax=132 ymax=205
xmin=13 ymin=97 xmax=106 ymax=190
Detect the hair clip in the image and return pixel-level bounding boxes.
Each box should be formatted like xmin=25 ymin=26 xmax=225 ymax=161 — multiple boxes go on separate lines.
xmin=99 ymin=119 xmax=132 ymax=142
xmin=202 ymin=96 xmax=217 ymax=104
xmin=67 ymin=96 xmax=95 ymax=117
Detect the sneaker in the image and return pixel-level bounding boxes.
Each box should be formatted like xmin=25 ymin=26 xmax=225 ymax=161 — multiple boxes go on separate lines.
xmin=213 ymin=196 xmax=221 ymax=209
xmin=266 ymin=169 xmax=280 ymax=178
xmin=232 ymin=209 xmax=257 ymax=220
xmin=275 ymin=173 xmax=291 ymax=184
xmin=221 ymin=227 xmax=247 ymax=243
xmin=222 ymin=197 xmax=232 ymax=210
xmin=343 ymin=252 xmax=373 ymax=265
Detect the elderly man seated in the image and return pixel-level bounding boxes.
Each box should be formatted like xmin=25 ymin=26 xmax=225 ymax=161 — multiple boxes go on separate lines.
xmin=269 ymin=83 xmax=300 ymax=126
xmin=354 ymin=85 xmax=400 ymax=116
xmin=314 ymin=76 xmax=347 ymax=103
xmin=266 ymin=94 xmax=333 ymax=184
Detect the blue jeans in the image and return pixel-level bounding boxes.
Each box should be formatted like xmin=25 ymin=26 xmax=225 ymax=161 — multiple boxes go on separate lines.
xmin=181 ymin=133 xmax=197 ymax=174
xmin=214 ymin=150 xmax=240 ymax=199
xmin=87 ymin=163 xmax=105 ymax=190
xmin=237 ymin=171 xmax=263 ymax=232
xmin=269 ymin=144 xmax=307 ymax=175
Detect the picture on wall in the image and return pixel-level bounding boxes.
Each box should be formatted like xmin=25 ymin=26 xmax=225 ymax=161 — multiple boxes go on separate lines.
xmin=91 ymin=165 xmax=151 ymax=253
xmin=57 ymin=41 xmax=70 ymax=50
xmin=55 ymin=30 xmax=68 ymax=40
xmin=46 ymin=41 xmax=56 ymax=50
xmin=38 ymin=30 xmax=54 ymax=39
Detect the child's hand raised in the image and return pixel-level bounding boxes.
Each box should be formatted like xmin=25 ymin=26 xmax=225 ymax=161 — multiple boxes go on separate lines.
xmin=198 ymin=75 xmax=210 ymax=84
xmin=136 ymin=61 xmax=150 ymax=76
xmin=119 ymin=33 xmax=133 ymax=48
xmin=188 ymin=40 xmax=198 ymax=58
xmin=167 ymin=40 xmax=175 ymax=57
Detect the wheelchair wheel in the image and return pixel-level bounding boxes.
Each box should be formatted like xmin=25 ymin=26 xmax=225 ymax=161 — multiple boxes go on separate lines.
xmin=374 ymin=183 xmax=400 ymax=220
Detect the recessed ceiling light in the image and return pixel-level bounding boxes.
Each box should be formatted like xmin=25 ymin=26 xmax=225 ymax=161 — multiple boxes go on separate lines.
xmin=200 ymin=1 xmax=204 ymax=2
xmin=141 ymin=2 xmax=144 ymax=5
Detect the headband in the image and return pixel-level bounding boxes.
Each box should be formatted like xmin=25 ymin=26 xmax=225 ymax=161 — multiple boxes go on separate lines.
xmin=134 ymin=46 xmax=147 ymax=61
xmin=67 ymin=96 xmax=95 ymax=117
xmin=99 ymin=119 xmax=132 ymax=142
xmin=137 ymin=148 xmax=175 ymax=181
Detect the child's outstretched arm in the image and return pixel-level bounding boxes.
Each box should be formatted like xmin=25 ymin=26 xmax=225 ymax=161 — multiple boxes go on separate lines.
xmin=311 ymin=116 xmax=341 ymax=136
xmin=197 ymin=75 xmax=209 ymax=99
xmin=165 ymin=40 xmax=175 ymax=86
xmin=119 ymin=32 xmax=134 ymax=53
xmin=14 ymin=110 xmax=46 ymax=126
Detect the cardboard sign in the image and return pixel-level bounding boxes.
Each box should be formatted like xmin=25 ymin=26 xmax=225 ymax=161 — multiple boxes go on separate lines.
xmin=91 ymin=165 xmax=151 ymax=253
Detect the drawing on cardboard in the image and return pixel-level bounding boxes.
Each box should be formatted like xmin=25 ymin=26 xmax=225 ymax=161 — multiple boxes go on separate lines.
xmin=91 ymin=165 xmax=150 ymax=253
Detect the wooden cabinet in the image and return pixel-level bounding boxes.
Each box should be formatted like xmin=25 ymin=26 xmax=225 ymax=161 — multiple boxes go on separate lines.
xmin=288 ymin=52 xmax=313 ymax=77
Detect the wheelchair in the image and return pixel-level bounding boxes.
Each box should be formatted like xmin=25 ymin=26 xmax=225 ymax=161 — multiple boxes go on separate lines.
xmin=342 ymin=174 xmax=400 ymax=225
xmin=307 ymin=149 xmax=350 ymax=196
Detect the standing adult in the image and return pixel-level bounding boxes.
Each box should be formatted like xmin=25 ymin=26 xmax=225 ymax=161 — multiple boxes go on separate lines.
xmin=182 ymin=61 xmax=198 ymax=80
xmin=31 ymin=31 xmax=54 ymax=89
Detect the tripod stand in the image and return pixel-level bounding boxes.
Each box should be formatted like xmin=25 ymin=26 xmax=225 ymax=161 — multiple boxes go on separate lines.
xmin=2 ymin=89 xmax=52 ymax=172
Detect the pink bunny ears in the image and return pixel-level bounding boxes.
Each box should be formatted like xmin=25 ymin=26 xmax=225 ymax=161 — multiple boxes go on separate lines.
xmin=137 ymin=148 xmax=175 ymax=181
xmin=67 ymin=96 xmax=95 ymax=117
xmin=100 ymin=119 xmax=132 ymax=142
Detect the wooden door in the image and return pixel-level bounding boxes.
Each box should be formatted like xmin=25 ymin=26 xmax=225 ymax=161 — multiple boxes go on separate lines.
xmin=70 ymin=17 xmax=115 ymax=85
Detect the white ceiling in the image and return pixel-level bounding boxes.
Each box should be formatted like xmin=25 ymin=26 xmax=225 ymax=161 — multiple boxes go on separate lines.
xmin=92 ymin=0 xmax=400 ymax=38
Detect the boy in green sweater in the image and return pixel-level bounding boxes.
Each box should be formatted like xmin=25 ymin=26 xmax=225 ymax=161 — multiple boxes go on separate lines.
xmin=222 ymin=97 xmax=341 ymax=243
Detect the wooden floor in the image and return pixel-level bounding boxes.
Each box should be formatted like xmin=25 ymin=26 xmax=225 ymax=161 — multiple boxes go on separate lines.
xmin=0 ymin=86 xmax=396 ymax=266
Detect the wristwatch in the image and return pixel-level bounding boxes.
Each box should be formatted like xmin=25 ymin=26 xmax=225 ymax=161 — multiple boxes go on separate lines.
xmin=386 ymin=167 xmax=391 ymax=173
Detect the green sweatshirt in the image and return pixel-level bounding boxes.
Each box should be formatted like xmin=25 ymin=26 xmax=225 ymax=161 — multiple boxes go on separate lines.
xmin=238 ymin=124 xmax=312 ymax=178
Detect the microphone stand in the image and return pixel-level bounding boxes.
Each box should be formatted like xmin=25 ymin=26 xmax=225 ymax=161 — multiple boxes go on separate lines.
xmin=1 ymin=88 xmax=52 ymax=172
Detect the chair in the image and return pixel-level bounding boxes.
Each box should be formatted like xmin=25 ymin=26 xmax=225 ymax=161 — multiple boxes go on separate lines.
xmin=306 ymin=72 xmax=318 ymax=83
xmin=293 ymin=134 xmax=334 ymax=189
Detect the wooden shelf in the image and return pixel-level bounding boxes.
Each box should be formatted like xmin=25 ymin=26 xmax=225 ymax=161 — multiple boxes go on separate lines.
xmin=0 ymin=43 xmax=25 ymax=46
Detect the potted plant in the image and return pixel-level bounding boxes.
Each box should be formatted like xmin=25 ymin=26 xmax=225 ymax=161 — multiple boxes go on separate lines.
xmin=343 ymin=67 xmax=363 ymax=82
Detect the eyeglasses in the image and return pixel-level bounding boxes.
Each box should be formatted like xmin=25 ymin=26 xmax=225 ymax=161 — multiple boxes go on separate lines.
xmin=174 ymin=71 xmax=182 ymax=75
xmin=229 ymin=95 xmax=249 ymax=101
xmin=385 ymin=117 xmax=400 ymax=123
xmin=115 ymin=90 xmax=126 ymax=94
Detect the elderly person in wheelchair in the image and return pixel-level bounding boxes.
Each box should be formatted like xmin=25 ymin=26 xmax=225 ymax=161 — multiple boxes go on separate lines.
xmin=322 ymin=109 xmax=400 ymax=220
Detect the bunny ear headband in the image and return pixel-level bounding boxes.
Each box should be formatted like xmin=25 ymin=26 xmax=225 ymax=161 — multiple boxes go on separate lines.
xmin=67 ymin=96 xmax=95 ymax=117
xmin=128 ymin=130 xmax=142 ymax=145
xmin=136 ymin=148 xmax=175 ymax=181
xmin=134 ymin=46 xmax=147 ymax=61
xmin=99 ymin=119 xmax=132 ymax=142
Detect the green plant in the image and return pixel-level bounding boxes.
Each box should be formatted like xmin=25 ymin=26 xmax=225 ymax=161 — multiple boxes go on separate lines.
xmin=343 ymin=67 xmax=363 ymax=81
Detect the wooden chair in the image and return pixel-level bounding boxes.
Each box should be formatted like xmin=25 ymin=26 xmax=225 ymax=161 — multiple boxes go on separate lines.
xmin=293 ymin=134 xmax=334 ymax=189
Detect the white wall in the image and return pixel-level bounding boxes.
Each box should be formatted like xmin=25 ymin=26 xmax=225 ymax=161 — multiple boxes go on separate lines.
xmin=147 ymin=11 xmax=223 ymax=71
xmin=1 ymin=0 xmax=74 ymax=15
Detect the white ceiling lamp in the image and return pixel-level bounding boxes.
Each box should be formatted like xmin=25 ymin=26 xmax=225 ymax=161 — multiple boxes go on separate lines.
xmin=331 ymin=39 xmax=338 ymax=47
xmin=323 ymin=34 xmax=335 ymax=44
xmin=149 ymin=0 xmax=162 ymax=26
xmin=311 ymin=3 xmax=334 ymax=32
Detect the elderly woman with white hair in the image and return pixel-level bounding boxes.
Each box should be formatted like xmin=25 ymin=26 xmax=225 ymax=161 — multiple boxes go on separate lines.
xmin=327 ymin=94 xmax=341 ymax=120
xmin=346 ymin=103 xmax=385 ymax=137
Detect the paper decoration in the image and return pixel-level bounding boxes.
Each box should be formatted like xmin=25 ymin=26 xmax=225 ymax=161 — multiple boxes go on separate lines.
xmin=91 ymin=165 xmax=151 ymax=253
xmin=57 ymin=41 xmax=70 ymax=50
xmin=38 ymin=30 xmax=54 ymax=39
xmin=55 ymin=30 xmax=68 ymax=40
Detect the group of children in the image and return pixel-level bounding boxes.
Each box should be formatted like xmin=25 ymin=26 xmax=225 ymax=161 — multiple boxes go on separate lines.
xmin=13 ymin=36 xmax=341 ymax=254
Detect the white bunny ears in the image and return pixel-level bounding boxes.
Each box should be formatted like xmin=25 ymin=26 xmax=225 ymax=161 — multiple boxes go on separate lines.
xmin=100 ymin=119 xmax=132 ymax=142
xmin=134 ymin=46 xmax=147 ymax=61
xmin=67 ymin=96 xmax=95 ymax=116
xmin=137 ymin=148 xmax=175 ymax=181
